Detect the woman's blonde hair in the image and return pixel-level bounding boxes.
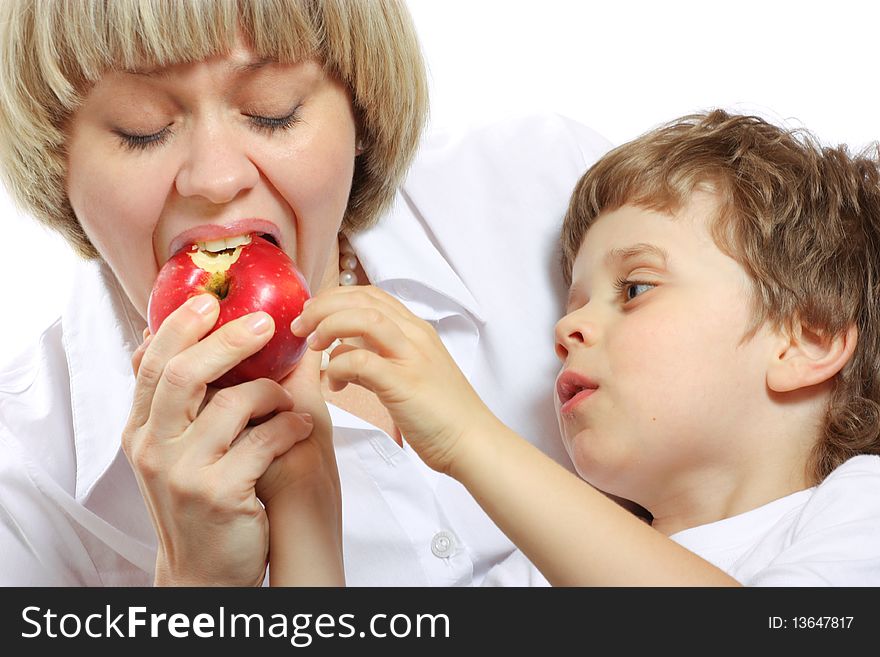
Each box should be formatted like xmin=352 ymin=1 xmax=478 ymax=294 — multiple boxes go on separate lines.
xmin=561 ymin=110 xmax=880 ymax=484
xmin=0 ymin=0 xmax=428 ymax=259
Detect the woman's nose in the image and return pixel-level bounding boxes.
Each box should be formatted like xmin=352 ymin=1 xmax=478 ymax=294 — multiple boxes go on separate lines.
xmin=554 ymin=311 xmax=597 ymax=361
xmin=174 ymin=121 xmax=260 ymax=204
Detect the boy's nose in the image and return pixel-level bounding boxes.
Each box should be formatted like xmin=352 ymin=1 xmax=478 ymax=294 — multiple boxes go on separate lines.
xmin=174 ymin=122 xmax=260 ymax=204
xmin=554 ymin=313 xmax=597 ymax=361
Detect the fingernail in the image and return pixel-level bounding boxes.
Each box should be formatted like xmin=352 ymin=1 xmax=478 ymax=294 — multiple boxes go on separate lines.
xmin=142 ymin=327 xmax=150 ymax=341
xmin=306 ymin=331 xmax=317 ymax=347
xmin=187 ymin=294 xmax=216 ymax=315
xmin=290 ymin=316 xmax=302 ymax=334
xmin=246 ymin=312 xmax=272 ymax=334
xmin=303 ymin=299 xmax=312 ymax=308
xmin=297 ymin=412 xmax=313 ymax=424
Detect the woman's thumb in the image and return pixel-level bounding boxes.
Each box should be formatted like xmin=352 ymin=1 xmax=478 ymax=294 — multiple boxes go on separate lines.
xmin=281 ymin=346 xmax=324 ymax=407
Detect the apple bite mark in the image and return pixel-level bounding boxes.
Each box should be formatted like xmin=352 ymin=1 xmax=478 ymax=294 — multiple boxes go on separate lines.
xmin=188 ymin=238 xmax=249 ymax=300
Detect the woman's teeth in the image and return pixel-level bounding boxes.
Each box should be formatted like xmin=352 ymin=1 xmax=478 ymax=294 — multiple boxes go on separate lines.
xmin=196 ymin=234 xmax=253 ymax=253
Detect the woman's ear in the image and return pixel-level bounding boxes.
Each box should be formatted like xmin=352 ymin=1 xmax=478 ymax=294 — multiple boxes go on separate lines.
xmin=767 ymin=322 xmax=858 ymax=393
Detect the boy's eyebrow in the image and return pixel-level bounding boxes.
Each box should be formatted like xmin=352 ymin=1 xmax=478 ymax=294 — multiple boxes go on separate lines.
xmin=605 ymin=243 xmax=669 ymax=267
xmin=567 ymin=243 xmax=669 ymax=309
xmin=125 ymin=56 xmax=277 ymax=78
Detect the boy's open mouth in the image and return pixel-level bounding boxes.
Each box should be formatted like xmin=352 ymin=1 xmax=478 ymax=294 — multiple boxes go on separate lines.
xmin=557 ymin=370 xmax=599 ymax=411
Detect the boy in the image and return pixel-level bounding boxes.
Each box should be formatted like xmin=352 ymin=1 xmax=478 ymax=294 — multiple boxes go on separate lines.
xmin=277 ymin=110 xmax=880 ymax=585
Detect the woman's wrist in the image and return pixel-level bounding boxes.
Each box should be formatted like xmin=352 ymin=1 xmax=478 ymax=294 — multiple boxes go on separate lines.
xmin=266 ymin=483 xmax=344 ymax=587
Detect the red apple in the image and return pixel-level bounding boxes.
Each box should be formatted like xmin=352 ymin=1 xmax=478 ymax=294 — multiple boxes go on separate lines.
xmin=147 ymin=234 xmax=310 ymax=388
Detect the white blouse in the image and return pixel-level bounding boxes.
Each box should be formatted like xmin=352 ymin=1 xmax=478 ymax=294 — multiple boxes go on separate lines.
xmin=0 ymin=113 xmax=612 ymax=586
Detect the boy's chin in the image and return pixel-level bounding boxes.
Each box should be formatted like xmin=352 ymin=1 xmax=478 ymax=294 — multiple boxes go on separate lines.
xmin=604 ymin=492 xmax=653 ymax=523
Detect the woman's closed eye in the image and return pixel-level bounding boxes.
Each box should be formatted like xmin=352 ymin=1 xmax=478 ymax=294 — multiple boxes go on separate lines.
xmin=613 ymin=277 xmax=656 ymax=303
xmin=115 ymin=125 xmax=173 ymax=151
xmin=114 ymin=105 xmax=303 ymax=151
xmin=245 ymin=105 xmax=302 ymax=135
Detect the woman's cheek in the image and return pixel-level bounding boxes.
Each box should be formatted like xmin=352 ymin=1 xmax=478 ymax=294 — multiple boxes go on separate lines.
xmin=70 ymin=171 xmax=167 ymax=316
xmin=266 ymin=160 xmax=354 ymax=290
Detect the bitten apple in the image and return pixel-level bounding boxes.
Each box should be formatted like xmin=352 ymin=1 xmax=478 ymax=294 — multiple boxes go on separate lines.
xmin=147 ymin=234 xmax=310 ymax=388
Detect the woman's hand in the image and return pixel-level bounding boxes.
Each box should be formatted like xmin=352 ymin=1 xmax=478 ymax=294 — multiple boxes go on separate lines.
xmin=256 ymin=349 xmax=345 ymax=587
xmin=125 ymin=294 xmax=314 ymax=587
xmin=256 ymin=348 xmax=337 ymax=505
xmin=291 ymin=286 xmax=502 ymax=475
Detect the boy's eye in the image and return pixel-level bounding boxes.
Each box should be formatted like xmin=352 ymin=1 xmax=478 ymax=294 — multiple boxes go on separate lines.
xmin=614 ymin=277 xmax=656 ymax=303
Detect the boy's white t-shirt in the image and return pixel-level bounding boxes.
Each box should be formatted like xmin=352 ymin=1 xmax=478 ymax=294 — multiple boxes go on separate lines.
xmin=669 ymin=454 xmax=880 ymax=585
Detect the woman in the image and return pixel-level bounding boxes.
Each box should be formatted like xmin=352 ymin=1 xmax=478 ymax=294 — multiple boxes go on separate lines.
xmin=0 ymin=0 xmax=610 ymax=586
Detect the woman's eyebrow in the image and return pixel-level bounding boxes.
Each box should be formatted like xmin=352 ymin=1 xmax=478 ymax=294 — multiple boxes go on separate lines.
xmin=605 ymin=242 xmax=669 ymax=268
xmin=124 ymin=57 xmax=277 ymax=78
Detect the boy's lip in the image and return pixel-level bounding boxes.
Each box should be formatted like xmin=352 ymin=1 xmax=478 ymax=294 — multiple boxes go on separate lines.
xmin=557 ymin=369 xmax=599 ymax=414
xmin=168 ymin=219 xmax=284 ymax=259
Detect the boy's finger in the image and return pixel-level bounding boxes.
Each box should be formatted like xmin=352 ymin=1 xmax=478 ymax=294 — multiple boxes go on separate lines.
xmin=324 ymin=348 xmax=399 ymax=396
xmin=291 ymin=286 xmax=416 ymax=338
xmin=306 ymin=308 xmax=412 ymax=357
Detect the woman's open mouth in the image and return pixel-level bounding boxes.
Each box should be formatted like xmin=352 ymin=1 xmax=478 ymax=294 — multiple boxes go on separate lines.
xmin=168 ymin=219 xmax=283 ymax=258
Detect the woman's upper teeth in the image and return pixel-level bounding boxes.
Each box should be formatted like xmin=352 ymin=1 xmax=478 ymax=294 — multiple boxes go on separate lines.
xmin=197 ymin=234 xmax=253 ymax=252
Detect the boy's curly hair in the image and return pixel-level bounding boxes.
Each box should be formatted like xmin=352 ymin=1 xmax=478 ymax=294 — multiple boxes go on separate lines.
xmin=561 ymin=110 xmax=880 ymax=484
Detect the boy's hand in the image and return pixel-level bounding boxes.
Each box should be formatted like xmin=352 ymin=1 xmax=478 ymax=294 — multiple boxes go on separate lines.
xmin=291 ymin=285 xmax=501 ymax=474
xmin=126 ymin=294 xmax=313 ymax=587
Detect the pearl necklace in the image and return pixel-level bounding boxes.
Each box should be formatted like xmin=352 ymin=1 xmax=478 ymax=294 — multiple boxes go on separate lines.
xmin=338 ymin=237 xmax=359 ymax=286
xmin=321 ymin=235 xmax=359 ymax=371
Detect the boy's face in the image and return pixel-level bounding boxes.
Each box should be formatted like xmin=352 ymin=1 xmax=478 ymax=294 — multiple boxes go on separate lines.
xmin=65 ymin=41 xmax=358 ymax=320
xmin=554 ymin=193 xmax=778 ymax=510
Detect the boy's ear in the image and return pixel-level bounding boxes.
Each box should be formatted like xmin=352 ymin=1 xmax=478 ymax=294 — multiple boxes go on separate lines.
xmin=767 ymin=322 xmax=858 ymax=393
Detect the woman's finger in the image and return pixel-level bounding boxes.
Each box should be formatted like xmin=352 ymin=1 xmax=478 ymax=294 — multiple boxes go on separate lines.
xmin=183 ymin=378 xmax=295 ymax=463
xmin=128 ymin=294 xmax=219 ymax=431
xmin=147 ymin=311 xmax=276 ymax=439
xmin=131 ymin=333 xmax=153 ymax=377
xmin=218 ymin=410 xmax=316 ymax=485
xmin=279 ymin=347 xmax=325 ymax=408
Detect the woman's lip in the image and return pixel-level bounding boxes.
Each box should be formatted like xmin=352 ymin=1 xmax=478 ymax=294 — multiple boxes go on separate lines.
xmin=559 ymin=386 xmax=598 ymax=415
xmin=168 ymin=219 xmax=283 ymax=258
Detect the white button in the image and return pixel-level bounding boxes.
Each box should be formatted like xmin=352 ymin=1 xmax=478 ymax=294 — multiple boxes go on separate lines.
xmin=431 ymin=530 xmax=457 ymax=558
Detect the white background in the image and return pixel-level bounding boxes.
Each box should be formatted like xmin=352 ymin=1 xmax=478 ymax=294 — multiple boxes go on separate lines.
xmin=1 ymin=0 xmax=878 ymax=363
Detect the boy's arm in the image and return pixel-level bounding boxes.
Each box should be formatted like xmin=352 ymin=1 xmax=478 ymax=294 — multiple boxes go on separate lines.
xmin=293 ymin=286 xmax=740 ymax=586
xmin=454 ymin=418 xmax=739 ymax=586
xmin=257 ymin=349 xmax=345 ymax=587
